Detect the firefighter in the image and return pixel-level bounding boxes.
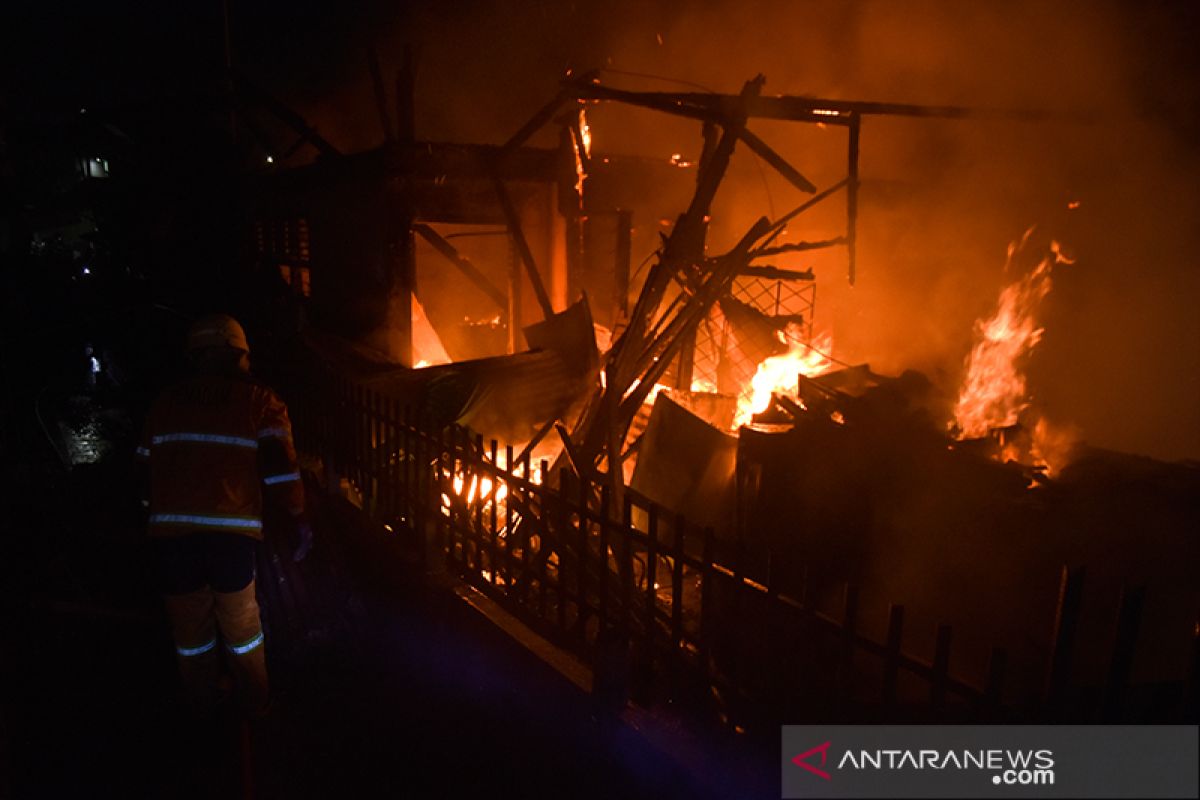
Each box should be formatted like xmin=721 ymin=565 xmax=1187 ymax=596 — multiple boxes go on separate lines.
xmin=137 ymin=313 xmax=312 ymax=716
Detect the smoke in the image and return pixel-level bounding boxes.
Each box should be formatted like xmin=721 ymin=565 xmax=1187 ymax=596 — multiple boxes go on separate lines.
xmin=261 ymin=0 xmax=1200 ymax=460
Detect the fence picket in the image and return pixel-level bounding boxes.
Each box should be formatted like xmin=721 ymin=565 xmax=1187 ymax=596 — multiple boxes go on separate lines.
xmin=278 ymin=372 xmax=1187 ymax=733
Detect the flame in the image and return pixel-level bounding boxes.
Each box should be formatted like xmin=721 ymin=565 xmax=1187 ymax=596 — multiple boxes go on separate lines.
xmin=625 ymin=378 xmax=672 ymax=407
xmin=578 ymin=109 xmax=591 ymax=157
xmin=441 ymin=448 xmax=543 ymax=520
xmin=570 ymin=108 xmax=591 ymax=197
xmin=952 ymin=239 xmax=1065 ymax=439
xmin=1030 ymin=417 xmax=1078 ymax=477
xmin=733 ymin=330 xmax=833 ymax=428
xmin=952 ymin=233 xmax=1077 ymax=478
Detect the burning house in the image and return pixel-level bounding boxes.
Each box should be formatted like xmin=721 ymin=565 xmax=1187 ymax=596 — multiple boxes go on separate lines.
xmin=7 ymin=3 xmax=1199 ymax=795
xmin=249 ymin=58 xmax=1197 ymax=731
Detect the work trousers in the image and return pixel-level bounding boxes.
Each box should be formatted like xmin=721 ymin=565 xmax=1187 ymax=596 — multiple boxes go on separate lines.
xmin=154 ymin=533 xmax=268 ymax=715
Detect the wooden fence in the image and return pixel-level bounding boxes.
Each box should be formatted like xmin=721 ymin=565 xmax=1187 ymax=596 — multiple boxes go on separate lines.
xmin=285 ymin=370 xmax=1199 ymax=728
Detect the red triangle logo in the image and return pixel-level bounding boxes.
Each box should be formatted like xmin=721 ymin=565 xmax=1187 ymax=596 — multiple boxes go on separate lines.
xmin=791 ymin=741 xmax=832 ymax=781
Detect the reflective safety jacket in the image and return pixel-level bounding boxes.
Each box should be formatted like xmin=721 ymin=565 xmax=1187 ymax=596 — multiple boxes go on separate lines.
xmin=137 ymin=372 xmax=304 ymax=539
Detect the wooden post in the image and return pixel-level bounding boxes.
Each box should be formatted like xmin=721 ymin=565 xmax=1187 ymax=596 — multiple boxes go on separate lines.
xmin=983 ymin=647 xmax=1008 ymax=719
xmin=930 ymin=624 xmax=952 ymax=712
xmin=489 ymin=439 xmax=500 ymax=586
xmin=882 ymin=604 xmax=905 ymax=709
xmin=504 ymin=443 xmax=514 ymax=590
xmin=1102 ymin=583 xmax=1145 ymax=721
xmin=395 ymin=45 xmax=415 ymax=144
xmin=577 ymin=472 xmax=591 ymax=645
xmin=645 ymin=506 xmax=659 ymax=644
xmin=383 ymin=48 xmax=416 ymax=367
xmin=366 ymin=45 xmax=395 ymax=142
xmin=614 ymin=209 xmax=632 ymax=324
xmin=494 ymin=176 xmax=555 ymax=319
xmin=699 ymin=526 xmax=715 ymax=686
xmin=507 ymin=235 xmax=522 ymax=354
xmin=554 ymin=466 xmax=568 ymax=632
xmin=473 ymin=432 xmax=484 ymax=573
xmin=671 ymin=515 xmax=686 ymax=696
xmin=846 ymin=112 xmax=860 ymax=286
xmin=839 ymin=583 xmax=860 ymax=705
xmin=620 ymin=494 xmax=634 ymax=637
xmin=1045 ymin=565 xmax=1085 ymax=713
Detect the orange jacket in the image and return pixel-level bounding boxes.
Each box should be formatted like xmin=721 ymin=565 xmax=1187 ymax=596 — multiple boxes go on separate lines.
xmin=137 ymin=372 xmax=304 ymax=539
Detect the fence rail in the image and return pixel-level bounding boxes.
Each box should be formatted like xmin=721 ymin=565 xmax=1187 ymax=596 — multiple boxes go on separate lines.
xmin=285 ymin=369 xmax=1199 ymax=727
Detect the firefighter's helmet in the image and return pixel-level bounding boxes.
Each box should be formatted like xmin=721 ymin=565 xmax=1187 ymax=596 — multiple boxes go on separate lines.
xmin=187 ymin=314 xmax=250 ymax=355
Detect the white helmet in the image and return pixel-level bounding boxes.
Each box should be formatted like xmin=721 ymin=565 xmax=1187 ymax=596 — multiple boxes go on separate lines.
xmin=187 ymin=314 xmax=250 ymax=355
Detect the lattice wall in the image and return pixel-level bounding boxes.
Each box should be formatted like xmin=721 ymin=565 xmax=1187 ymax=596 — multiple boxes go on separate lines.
xmin=690 ymin=276 xmax=816 ymax=395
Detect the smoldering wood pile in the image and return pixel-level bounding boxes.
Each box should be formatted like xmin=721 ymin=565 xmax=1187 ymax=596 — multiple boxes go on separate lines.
xmin=726 ymin=364 xmax=1200 ymax=696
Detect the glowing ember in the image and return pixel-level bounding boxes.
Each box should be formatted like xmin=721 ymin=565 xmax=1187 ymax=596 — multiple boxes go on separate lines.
xmin=440 ymin=450 xmax=544 ymax=520
xmin=579 ymin=109 xmax=591 ymax=157
xmin=625 ymin=378 xmax=672 ymax=407
xmin=733 ymin=329 xmax=833 ymax=428
xmin=570 ymin=108 xmax=592 ymax=196
xmin=952 ymin=232 xmax=1072 ymax=440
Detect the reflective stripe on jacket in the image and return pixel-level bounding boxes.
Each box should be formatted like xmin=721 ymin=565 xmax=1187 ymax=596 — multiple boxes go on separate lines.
xmin=138 ymin=373 xmax=304 ymax=539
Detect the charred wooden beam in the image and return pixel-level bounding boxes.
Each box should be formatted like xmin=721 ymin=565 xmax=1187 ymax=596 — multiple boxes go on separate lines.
xmin=568 ymin=81 xmax=1070 ymax=124
xmin=571 ymin=77 xmax=769 ymax=475
xmin=500 ymin=90 xmax=572 ymax=158
xmin=737 ymin=265 xmax=815 ymax=280
xmin=367 ymin=45 xmax=396 ymax=142
xmin=233 ymin=70 xmax=341 ymax=158
xmin=491 ymin=175 xmax=555 ymax=319
xmin=761 ymin=179 xmax=849 ymax=247
xmin=396 ymin=46 xmax=416 ymax=143
xmin=412 ymin=224 xmax=508 ymax=309
xmin=614 ymin=209 xmax=632 ymax=321
xmin=751 ymin=238 xmax=847 ymax=258
xmin=739 ymin=128 xmax=816 ymax=193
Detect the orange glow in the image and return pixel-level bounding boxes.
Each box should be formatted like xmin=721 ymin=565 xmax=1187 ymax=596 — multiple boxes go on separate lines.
xmin=440 ymin=449 xmax=544 ymax=521
xmin=952 ymin=232 xmax=1076 ymax=477
xmin=570 ymin=108 xmax=592 ymax=196
xmin=1030 ymin=417 xmax=1077 ymax=477
xmin=734 ymin=329 xmax=833 ymax=428
xmin=578 ymin=109 xmax=592 ymax=158
xmin=952 ymin=237 xmax=1057 ymax=439
xmin=625 ymin=378 xmax=672 ymax=407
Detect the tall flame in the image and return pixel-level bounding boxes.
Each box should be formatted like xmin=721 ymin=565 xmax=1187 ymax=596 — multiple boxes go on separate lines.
xmin=733 ymin=330 xmax=833 ymax=428
xmin=953 ymin=231 xmax=1073 ymax=446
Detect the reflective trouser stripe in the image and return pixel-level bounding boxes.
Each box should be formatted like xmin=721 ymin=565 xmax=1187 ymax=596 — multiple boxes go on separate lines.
xmin=136 ymin=446 xmax=150 ymax=459
xmin=213 ymin=583 xmax=268 ymax=709
xmin=257 ymin=427 xmax=291 ymax=440
xmin=263 ymin=471 xmax=301 ymax=485
xmin=226 ymin=632 xmax=264 ymax=655
xmin=152 ymin=432 xmax=258 ymax=448
xmin=150 ymin=513 xmax=262 ymax=530
xmin=164 ymin=589 xmax=220 ymax=708
xmin=176 ymin=639 xmax=217 ymax=657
